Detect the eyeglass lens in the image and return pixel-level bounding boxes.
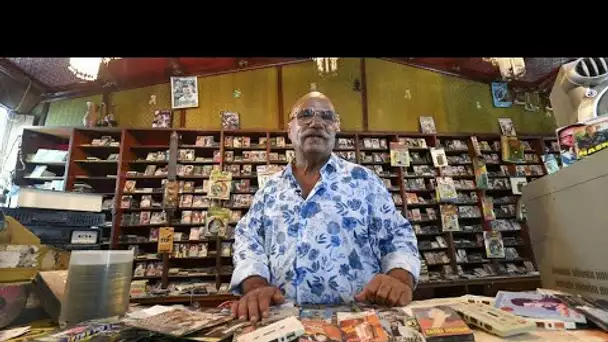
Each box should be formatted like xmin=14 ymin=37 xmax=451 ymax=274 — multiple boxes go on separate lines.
xmin=296 ymin=108 xmax=337 ymax=123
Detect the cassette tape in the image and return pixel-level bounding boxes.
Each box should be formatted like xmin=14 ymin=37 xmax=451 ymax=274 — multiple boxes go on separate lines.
xmin=452 ymin=302 xmax=536 ymax=337
xmin=236 ymin=316 xmax=304 ymax=342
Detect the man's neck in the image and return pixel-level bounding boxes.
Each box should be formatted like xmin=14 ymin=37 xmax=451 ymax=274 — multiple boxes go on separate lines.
xmin=293 ymin=151 xmax=330 ymax=176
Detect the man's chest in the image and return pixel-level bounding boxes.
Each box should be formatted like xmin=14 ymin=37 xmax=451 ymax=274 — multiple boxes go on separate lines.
xmin=262 ymin=183 xmax=372 ymax=246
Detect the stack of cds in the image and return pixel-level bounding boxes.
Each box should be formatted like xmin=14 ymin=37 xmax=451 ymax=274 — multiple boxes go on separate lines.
xmin=59 ymin=250 xmax=134 ymax=326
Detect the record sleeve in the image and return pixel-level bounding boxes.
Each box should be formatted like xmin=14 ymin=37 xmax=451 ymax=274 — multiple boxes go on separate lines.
xmin=125 ymin=308 xmax=232 ymax=337
xmin=411 ymin=305 xmax=474 ymax=342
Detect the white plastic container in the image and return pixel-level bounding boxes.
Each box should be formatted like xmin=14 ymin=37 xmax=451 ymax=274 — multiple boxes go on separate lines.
xmin=59 ymin=250 xmax=134 ymax=326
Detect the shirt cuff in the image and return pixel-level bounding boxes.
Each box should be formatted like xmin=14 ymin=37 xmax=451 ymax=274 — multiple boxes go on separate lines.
xmin=381 ymin=252 xmax=421 ymax=288
xmin=229 ymin=261 xmax=271 ymax=295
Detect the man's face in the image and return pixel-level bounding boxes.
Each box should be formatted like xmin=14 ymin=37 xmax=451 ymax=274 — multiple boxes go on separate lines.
xmin=288 ymin=97 xmax=338 ymax=156
xmin=561 ymin=132 xmax=574 ymax=146
xmin=183 ymin=85 xmax=193 ymax=95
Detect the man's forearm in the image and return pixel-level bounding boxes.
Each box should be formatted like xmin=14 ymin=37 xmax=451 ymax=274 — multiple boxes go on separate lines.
xmin=387 ymin=268 xmax=414 ymax=289
xmin=241 ymin=276 xmax=269 ymax=294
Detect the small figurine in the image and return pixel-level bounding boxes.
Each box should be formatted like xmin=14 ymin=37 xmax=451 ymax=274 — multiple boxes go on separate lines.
xmin=82 ymin=102 xmax=98 ymax=127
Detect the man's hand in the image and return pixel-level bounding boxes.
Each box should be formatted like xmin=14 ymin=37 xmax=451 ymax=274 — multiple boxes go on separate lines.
xmin=231 ymin=277 xmax=285 ymax=323
xmin=354 ymin=273 xmax=413 ymax=307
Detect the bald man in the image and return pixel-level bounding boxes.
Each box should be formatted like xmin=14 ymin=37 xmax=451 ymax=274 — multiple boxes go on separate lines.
xmin=230 ymin=92 xmax=420 ymax=322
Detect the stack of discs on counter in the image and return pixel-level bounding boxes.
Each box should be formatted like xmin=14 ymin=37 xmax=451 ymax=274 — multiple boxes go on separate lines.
xmin=59 ymin=250 xmax=134 ymax=326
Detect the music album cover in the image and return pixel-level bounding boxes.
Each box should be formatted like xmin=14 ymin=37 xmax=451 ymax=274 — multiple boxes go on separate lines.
xmin=440 ymin=204 xmax=460 ymax=232
xmin=470 ymin=136 xmax=482 ymax=157
xmin=419 ymin=116 xmax=437 ymax=134
xmin=501 ymin=136 xmax=525 ymax=163
xmin=163 ymin=180 xmax=179 ymax=208
xmin=542 ymin=154 xmax=560 ymax=174
xmin=430 ymin=148 xmax=448 ymax=168
xmin=494 ymin=291 xmax=587 ymax=323
xmin=552 ymin=292 xmax=608 ymax=331
xmin=221 ymin=111 xmax=240 ymax=130
xmin=483 ymin=231 xmax=505 ymax=258
xmin=188 ymin=319 xmax=252 ymax=342
xmin=573 ymin=115 xmax=608 ymax=159
xmin=435 ymin=177 xmax=457 ymax=202
xmin=125 ymin=308 xmax=232 ymax=337
xmin=411 ymin=306 xmax=474 ymax=342
xmin=509 ymin=177 xmax=527 ymax=195
xmin=207 ymin=170 xmax=232 ymax=200
xmin=557 ymin=123 xmax=585 ymax=167
xmin=299 ymin=320 xmax=342 ymax=342
xmin=481 ymin=196 xmax=496 ymax=221
xmin=473 ymin=158 xmax=489 ymax=190
xmin=300 ymin=308 xmax=334 ymax=323
xmin=389 ymin=142 xmax=410 ymax=167
xmin=377 ymin=309 xmax=425 ymax=341
xmin=205 ymin=207 xmax=230 ymax=238
xmin=337 ymin=311 xmax=389 ymax=342
xmin=32 ymin=319 xmax=123 ymax=342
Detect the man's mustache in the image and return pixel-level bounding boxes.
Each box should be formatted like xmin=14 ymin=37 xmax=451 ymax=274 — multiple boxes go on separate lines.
xmin=301 ymin=130 xmax=329 ymax=139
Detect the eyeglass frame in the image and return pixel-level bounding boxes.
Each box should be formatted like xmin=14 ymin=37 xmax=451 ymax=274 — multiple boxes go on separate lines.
xmin=290 ymin=107 xmax=340 ymax=125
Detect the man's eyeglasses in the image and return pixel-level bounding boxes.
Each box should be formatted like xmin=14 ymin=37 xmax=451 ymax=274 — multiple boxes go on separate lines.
xmin=292 ymin=108 xmax=338 ymax=125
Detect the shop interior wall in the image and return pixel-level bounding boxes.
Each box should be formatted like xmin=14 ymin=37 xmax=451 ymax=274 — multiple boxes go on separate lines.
xmin=44 ymin=58 xmax=557 ymax=134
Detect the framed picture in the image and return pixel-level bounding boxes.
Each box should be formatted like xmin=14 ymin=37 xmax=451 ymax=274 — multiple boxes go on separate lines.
xmin=171 ymin=76 xmax=199 ymax=109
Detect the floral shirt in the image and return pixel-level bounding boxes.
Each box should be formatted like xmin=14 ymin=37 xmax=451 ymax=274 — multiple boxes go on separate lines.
xmin=229 ymin=154 xmax=420 ymax=304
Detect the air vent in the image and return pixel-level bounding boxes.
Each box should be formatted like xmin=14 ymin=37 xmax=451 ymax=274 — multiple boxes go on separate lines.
xmin=575 ymin=58 xmax=608 ymax=78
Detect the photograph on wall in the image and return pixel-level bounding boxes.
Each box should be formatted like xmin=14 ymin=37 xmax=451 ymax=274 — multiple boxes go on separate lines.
xmin=491 ymin=82 xmax=513 ymax=108
xmin=498 ymin=118 xmax=517 ymax=136
xmin=171 ymin=76 xmax=199 ymax=109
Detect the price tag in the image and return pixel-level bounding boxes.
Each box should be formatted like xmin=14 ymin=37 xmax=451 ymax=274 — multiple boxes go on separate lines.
xmin=157 ymin=227 xmax=174 ymax=254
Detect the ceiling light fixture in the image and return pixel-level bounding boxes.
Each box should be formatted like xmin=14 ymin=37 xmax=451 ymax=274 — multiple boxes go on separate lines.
xmin=483 ymin=58 xmax=526 ymax=80
xmin=312 ymin=57 xmax=339 ymax=76
xmin=68 ymin=58 xmax=121 ymax=81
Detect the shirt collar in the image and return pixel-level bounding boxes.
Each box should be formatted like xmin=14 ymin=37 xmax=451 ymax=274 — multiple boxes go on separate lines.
xmin=282 ymin=153 xmax=340 ymax=179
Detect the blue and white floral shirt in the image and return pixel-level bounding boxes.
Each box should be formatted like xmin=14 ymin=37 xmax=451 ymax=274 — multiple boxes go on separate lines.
xmin=229 ymin=154 xmax=420 ymax=305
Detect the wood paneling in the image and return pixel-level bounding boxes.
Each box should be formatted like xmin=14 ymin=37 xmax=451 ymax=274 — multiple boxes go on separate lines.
xmin=190 ymin=67 xmax=278 ymax=130
xmin=366 ymin=59 xmax=557 ymax=134
xmin=44 ymin=58 xmax=557 ymax=135
xmin=46 ymin=95 xmax=103 ymax=127
xmin=113 ymin=83 xmax=172 ymax=128
xmin=366 ymin=59 xmax=448 ymax=132
xmin=281 ymin=58 xmax=363 ymax=131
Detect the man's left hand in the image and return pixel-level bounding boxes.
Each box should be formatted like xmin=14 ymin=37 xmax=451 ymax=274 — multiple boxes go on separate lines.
xmin=354 ymin=273 xmax=413 ymax=307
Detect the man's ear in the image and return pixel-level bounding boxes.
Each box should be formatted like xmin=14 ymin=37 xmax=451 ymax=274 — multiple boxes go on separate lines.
xmin=335 ymin=113 xmax=342 ymax=132
xmin=286 ymin=120 xmax=293 ymax=143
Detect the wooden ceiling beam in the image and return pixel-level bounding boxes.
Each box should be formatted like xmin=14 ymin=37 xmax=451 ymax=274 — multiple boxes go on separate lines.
xmin=0 ymin=58 xmax=50 ymax=93
xmin=41 ymin=58 xmax=311 ymax=103
xmin=385 ymin=58 xmax=546 ymax=91
xmin=384 ymin=58 xmax=500 ymax=84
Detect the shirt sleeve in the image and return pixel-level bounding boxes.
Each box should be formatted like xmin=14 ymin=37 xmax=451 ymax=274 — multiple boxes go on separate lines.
xmin=367 ymin=175 xmax=421 ymax=286
xmin=229 ymin=189 xmax=271 ymax=294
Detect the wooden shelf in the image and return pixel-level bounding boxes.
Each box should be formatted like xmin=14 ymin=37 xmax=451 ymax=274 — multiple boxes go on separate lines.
xmin=15 ymin=127 xmax=554 ymax=304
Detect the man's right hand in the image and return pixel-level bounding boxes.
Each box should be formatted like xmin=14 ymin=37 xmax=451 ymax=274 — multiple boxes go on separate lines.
xmin=231 ymin=277 xmax=285 ymax=323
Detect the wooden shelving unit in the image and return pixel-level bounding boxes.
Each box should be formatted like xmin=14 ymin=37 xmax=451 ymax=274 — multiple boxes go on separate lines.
xmin=15 ymin=127 xmax=559 ymax=304
xmin=15 ymin=127 xmax=72 ymax=191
